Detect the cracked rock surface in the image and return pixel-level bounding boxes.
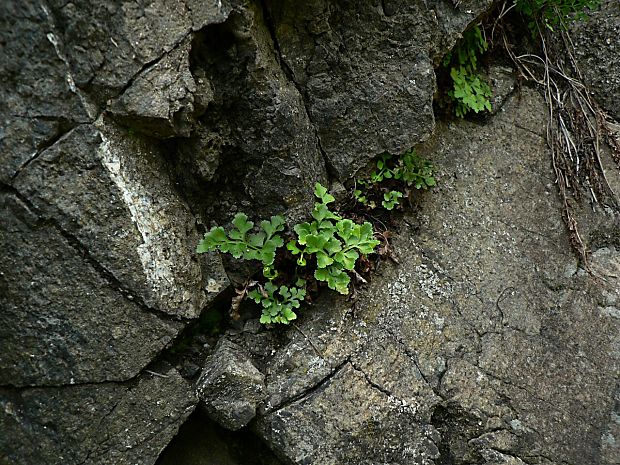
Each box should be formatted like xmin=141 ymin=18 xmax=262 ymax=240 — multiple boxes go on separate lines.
xmin=0 ymin=366 xmax=196 ymax=465
xmin=262 ymin=0 xmax=495 ymax=180
xmin=243 ymin=89 xmax=620 ymax=464
xmin=0 ymin=191 xmax=183 ymax=386
xmin=1 ymin=0 xmax=619 ymax=464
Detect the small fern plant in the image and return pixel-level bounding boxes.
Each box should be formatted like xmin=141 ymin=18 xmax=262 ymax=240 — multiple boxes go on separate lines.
xmin=288 ymin=183 xmax=380 ymax=294
xmin=443 ymin=25 xmax=492 ymax=118
xmin=197 ymin=183 xmax=380 ymax=324
xmin=197 ymin=213 xmax=299 ymax=323
xmin=355 ymin=149 xmax=436 ymax=210
xmin=248 ymin=279 xmax=306 ymax=324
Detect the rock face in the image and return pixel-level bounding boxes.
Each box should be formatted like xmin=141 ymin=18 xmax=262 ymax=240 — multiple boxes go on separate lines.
xmin=0 ymin=1 xmax=94 ymax=184
xmin=12 ymin=121 xmax=214 ymax=321
xmin=1 ymin=0 xmax=620 ymax=464
xmin=109 ymin=39 xmax=198 ymax=138
xmin=184 ymin=1 xmax=328 ymax=223
xmin=249 ymin=88 xmax=620 ymax=465
xmin=0 ymin=367 xmax=196 ymax=465
xmin=0 ymin=191 xmax=183 ymax=386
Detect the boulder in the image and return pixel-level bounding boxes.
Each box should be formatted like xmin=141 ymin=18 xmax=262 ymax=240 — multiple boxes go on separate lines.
xmin=12 ymin=120 xmax=226 ymax=321
xmin=0 ymin=192 xmax=181 ymax=386
xmin=263 ymin=0 xmax=498 ymax=180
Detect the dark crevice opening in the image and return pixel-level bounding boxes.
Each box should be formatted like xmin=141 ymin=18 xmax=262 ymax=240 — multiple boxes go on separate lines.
xmin=165 ymin=17 xmax=280 ymax=232
xmin=156 ymin=408 xmax=284 ymax=465
xmin=157 ymin=287 xmax=235 ymax=381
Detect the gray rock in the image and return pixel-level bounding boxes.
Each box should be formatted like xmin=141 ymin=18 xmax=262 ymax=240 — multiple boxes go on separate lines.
xmin=0 ymin=1 xmax=93 ymax=183
xmin=184 ymin=1 xmax=328 ymax=224
xmin=400 ymin=89 xmax=619 ymax=464
xmin=196 ymin=339 xmax=266 ymax=430
xmin=259 ymin=292 xmax=355 ymax=412
xmin=0 ymin=367 xmax=196 ymax=465
xmin=248 ymin=89 xmax=620 ymax=464
xmin=571 ymin=0 xmax=620 ymax=120
xmin=264 ymin=0 xmax=498 ymax=180
xmin=109 ymin=38 xmax=197 ymax=138
xmin=480 ymin=449 xmax=527 ymax=465
xmin=175 ymin=131 xmax=223 ymax=183
xmin=13 ymin=120 xmax=226 ymax=320
xmin=44 ymin=0 xmax=238 ymax=105
xmin=3 ymin=1 xmax=619 ymax=464
xmin=600 ymin=384 xmax=620 ymax=465
xmin=489 ymin=65 xmax=517 ymax=114
xmin=0 ymin=192 xmax=181 ymax=386
xmin=265 ymin=0 xmax=436 ymax=180
xmin=426 ymin=0 xmax=496 ymax=62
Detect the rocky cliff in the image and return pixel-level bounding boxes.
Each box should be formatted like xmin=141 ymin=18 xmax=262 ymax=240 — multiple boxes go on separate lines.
xmin=1 ymin=1 xmax=619 ymax=464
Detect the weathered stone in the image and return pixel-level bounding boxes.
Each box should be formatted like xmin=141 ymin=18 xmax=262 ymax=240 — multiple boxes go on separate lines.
xmin=13 ymin=120 xmax=226 ymax=320
xmin=196 ymin=339 xmax=266 ymax=430
xmin=0 ymin=1 xmax=93 ymax=183
xmin=351 ymin=335 xmax=443 ymax=422
xmin=479 ymin=449 xmax=527 ymax=465
xmin=0 ymin=0 xmax=92 ymax=119
xmin=157 ymin=410 xmax=285 ymax=465
xmin=571 ymin=0 xmax=620 ymax=120
xmin=408 ymin=88 xmax=619 ymax=464
xmin=182 ymin=1 xmax=328 ymax=224
xmin=0 ymin=192 xmax=181 ymax=386
xmin=248 ymin=89 xmax=620 ymax=464
xmin=2 ymin=1 xmax=619 ymax=464
xmin=426 ymin=0 xmax=496 ymax=62
xmin=469 ymin=430 xmax=521 ymax=458
xmin=265 ymin=0 xmax=436 ymax=180
xmin=259 ymin=292 xmax=356 ymax=412
xmin=600 ymin=384 xmax=620 ymax=465
xmin=45 ymin=0 xmax=238 ymax=105
xmin=109 ymin=38 xmax=197 ymax=138
xmin=263 ymin=0 xmax=499 ymax=181
xmin=174 ymin=131 xmax=223 ymax=183
xmin=0 ymin=367 xmax=196 ymax=465
xmin=257 ymin=364 xmax=441 ymax=465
